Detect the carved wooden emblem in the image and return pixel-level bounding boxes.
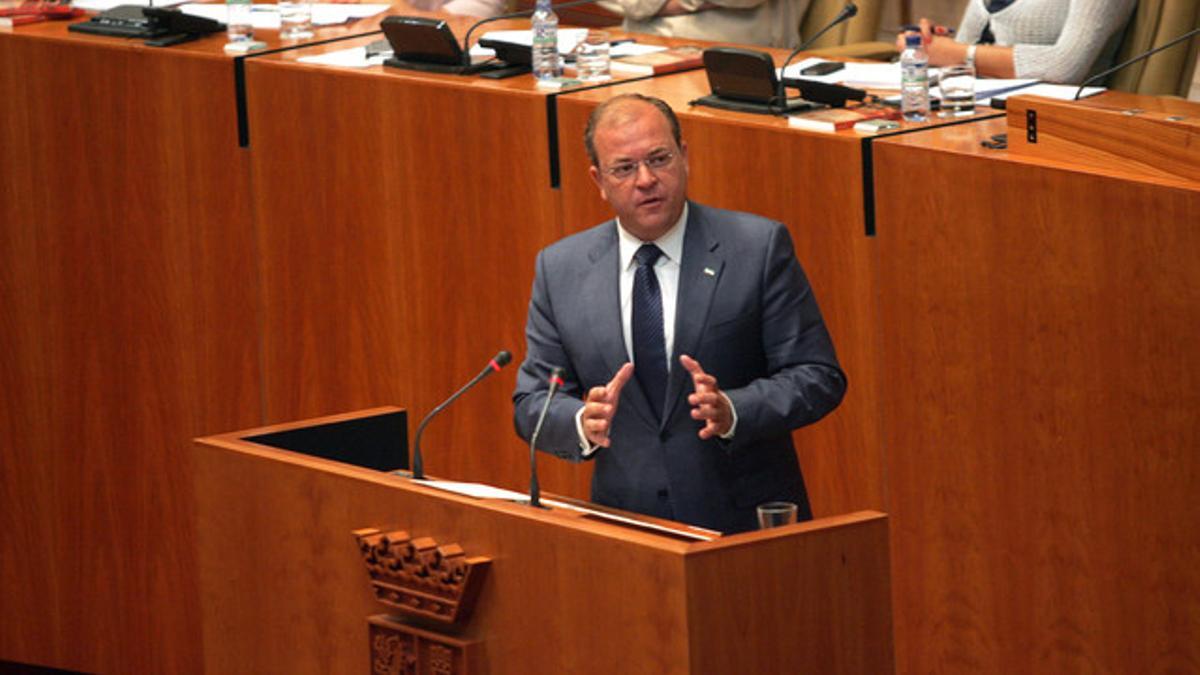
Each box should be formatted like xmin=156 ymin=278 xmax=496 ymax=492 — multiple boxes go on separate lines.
xmin=352 ymin=528 xmax=491 ymax=626
xmin=368 ymin=615 xmax=477 ymax=675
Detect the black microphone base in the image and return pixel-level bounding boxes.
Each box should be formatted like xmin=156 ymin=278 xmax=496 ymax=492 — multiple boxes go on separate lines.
xmin=516 ymin=497 xmax=551 ymax=509
xmin=780 ymin=78 xmax=868 ymax=108
xmin=383 ymin=57 xmax=510 ymax=76
xmin=690 ymin=94 xmax=819 ymax=116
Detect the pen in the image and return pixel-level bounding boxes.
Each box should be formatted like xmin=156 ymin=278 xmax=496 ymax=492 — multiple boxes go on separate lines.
xmin=901 ymin=23 xmax=955 ymax=37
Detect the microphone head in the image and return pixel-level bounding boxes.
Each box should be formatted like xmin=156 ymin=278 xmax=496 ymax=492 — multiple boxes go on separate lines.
xmin=494 ymin=350 xmax=513 ymax=367
xmin=843 ymin=1 xmax=857 ymax=17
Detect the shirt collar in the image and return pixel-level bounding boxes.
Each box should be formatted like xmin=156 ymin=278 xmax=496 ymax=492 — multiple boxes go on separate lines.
xmin=616 ymin=202 xmax=689 ymax=271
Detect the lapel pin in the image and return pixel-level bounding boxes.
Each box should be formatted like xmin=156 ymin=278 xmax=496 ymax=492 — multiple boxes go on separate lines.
xmin=703 ymin=267 xmax=716 ymax=277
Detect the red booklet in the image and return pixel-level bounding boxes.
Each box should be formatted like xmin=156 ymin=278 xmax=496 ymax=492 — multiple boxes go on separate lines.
xmin=787 ymin=106 xmax=901 ymax=132
xmin=0 ymin=2 xmax=85 ymax=26
xmin=610 ymin=46 xmax=704 ymax=76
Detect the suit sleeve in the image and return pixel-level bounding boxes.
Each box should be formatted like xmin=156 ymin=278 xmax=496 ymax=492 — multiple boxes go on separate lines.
xmin=513 ymin=250 xmax=591 ymax=461
xmin=722 ymin=223 xmax=847 ymax=450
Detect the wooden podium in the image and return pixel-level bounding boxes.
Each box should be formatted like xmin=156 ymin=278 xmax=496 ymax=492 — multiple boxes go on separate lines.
xmin=194 ymin=408 xmax=893 ymax=674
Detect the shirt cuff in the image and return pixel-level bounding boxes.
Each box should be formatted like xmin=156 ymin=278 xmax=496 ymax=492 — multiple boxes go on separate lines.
xmin=575 ymin=405 xmax=599 ymax=458
xmin=719 ymin=391 xmax=738 ymax=440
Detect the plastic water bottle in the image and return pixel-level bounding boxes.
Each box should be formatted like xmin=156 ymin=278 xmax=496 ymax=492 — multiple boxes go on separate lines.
xmin=900 ymin=33 xmax=930 ymax=122
xmin=531 ymin=0 xmax=561 ymax=81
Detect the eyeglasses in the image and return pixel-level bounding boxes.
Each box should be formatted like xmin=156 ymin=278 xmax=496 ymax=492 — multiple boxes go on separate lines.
xmin=602 ymin=150 xmax=676 ymax=181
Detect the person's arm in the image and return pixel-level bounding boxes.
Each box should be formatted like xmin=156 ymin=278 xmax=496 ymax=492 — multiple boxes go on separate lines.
xmin=1005 ymin=0 xmax=1136 ymax=83
xmin=901 ymin=0 xmax=1137 ymax=82
xmin=898 ymin=18 xmax=1017 ymax=78
xmin=512 ymin=251 xmax=593 ymax=461
xmin=717 ymin=224 xmax=847 ymax=451
xmin=606 ymin=0 xmax=744 ymax=21
xmin=441 ymin=0 xmax=508 ymax=17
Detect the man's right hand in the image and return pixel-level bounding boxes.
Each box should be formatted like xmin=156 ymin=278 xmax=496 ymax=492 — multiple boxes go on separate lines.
xmin=582 ymin=363 xmax=634 ymax=448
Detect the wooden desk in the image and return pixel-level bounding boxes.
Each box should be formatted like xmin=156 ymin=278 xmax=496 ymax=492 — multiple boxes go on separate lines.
xmin=872 ymin=110 xmax=1200 ymax=673
xmin=0 ymin=17 xmax=381 ymax=672
xmin=0 ymin=24 xmax=263 ymax=673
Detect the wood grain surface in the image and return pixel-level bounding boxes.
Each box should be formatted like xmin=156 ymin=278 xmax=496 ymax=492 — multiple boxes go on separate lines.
xmin=0 ymin=30 xmax=262 ymax=673
xmin=194 ymin=410 xmax=893 ymax=674
xmin=243 ymin=50 xmax=574 ymax=497
xmin=1006 ymin=94 xmax=1200 ymax=187
xmin=874 ymin=117 xmax=1200 ymax=674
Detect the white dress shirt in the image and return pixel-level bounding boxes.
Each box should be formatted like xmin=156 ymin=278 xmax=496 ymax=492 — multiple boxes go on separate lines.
xmin=616 ymin=206 xmax=687 ymax=369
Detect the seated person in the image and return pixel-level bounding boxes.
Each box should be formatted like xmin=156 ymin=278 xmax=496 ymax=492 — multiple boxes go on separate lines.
xmin=383 ymin=0 xmax=506 ymax=16
xmin=900 ymin=0 xmax=1136 ymax=83
xmin=600 ymin=0 xmax=812 ymax=48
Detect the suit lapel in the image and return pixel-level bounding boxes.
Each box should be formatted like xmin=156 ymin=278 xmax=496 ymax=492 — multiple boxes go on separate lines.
xmin=584 ymin=222 xmax=659 ymax=431
xmin=664 ymin=204 xmax=724 ymax=428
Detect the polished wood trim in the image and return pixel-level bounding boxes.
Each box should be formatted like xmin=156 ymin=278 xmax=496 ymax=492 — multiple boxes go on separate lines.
xmin=1006 ymin=94 xmax=1200 ymax=187
xmin=874 ymin=117 xmax=1200 ymax=673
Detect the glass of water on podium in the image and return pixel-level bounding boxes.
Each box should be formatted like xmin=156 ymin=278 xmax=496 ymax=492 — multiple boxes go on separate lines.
xmin=756 ymin=502 xmax=798 ymax=529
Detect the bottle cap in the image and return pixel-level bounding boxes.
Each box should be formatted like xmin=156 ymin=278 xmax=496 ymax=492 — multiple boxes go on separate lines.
xmin=905 ymin=33 xmax=921 ymax=47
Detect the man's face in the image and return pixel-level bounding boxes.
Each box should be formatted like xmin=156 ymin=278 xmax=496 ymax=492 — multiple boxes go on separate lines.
xmin=588 ymin=102 xmax=688 ymax=241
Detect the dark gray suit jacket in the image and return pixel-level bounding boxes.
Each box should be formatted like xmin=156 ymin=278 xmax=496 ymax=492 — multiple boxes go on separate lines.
xmin=513 ymin=202 xmax=846 ymax=533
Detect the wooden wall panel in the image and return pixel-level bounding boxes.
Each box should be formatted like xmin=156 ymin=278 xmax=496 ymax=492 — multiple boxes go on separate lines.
xmin=874 ymin=120 xmax=1200 ymax=673
xmin=0 ymin=34 xmax=262 ymax=673
xmin=244 ymin=59 xmax=581 ymax=497
xmin=557 ymin=76 xmax=886 ymax=519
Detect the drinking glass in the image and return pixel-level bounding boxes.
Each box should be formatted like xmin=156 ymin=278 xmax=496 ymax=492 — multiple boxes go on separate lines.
xmin=756 ymin=501 xmax=798 ymax=529
xmin=279 ymin=0 xmax=313 ymax=40
xmin=575 ymin=30 xmax=611 ymax=82
xmin=939 ymin=64 xmax=976 ymax=117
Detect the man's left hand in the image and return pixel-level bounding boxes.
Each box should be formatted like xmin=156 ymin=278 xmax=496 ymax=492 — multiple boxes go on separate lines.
xmin=680 ymin=354 xmax=732 ymax=439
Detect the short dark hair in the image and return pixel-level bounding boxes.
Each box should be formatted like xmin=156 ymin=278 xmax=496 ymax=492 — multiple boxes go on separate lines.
xmin=583 ymin=94 xmax=682 ymax=167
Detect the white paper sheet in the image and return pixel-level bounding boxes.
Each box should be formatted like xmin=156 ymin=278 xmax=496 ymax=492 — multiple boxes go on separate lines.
xmin=781 ymin=58 xmax=920 ymax=90
xmin=990 ymin=82 xmax=1105 ymax=102
xmin=177 ymin=2 xmax=387 ymax=29
xmin=416 ymin=479 xmax=530 ymax=501
xmin=469 ymin=28 xmax=588 ymax=58
xmin=297 ymin=45 xmax=391 ymax=68
xmin=73 ymin=0 xmax=186 ymax=10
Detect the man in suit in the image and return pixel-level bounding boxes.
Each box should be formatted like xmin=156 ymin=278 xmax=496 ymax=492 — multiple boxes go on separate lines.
xmin=513 ymin=94 xmax=845 ymax=534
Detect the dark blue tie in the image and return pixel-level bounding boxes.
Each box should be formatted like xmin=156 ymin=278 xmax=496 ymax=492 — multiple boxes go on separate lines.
xmin=632 ymin=244 xmax=667 ymax=420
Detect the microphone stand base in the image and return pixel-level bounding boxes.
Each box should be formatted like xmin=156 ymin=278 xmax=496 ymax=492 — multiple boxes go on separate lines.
xmin=691 ymin=94 xmax=819 ymax=116
xmin=384 ymin=57 xmax=513 ymax=76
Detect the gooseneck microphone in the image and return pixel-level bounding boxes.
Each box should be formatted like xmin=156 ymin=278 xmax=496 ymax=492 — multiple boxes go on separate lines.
xmin=527 ymin=366 xmax=564 ymax=508
xmin=776 ymin=1 xmax=859 ymax=104
xmin=460 ymin=0 xmax=601 ymax=67
xmin=1074 ymin=26 xmax=1200 ymax=100
xmin=410 ymin=350 xmax=512 ymax=480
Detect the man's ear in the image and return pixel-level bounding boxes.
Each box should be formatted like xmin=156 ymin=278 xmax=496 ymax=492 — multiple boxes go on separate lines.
xmin=589 ymin=165 xmax=608 ymax=202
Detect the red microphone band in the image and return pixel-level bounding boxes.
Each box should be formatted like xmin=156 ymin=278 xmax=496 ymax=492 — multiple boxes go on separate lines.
xmin=488 ymin=359 xmax=503 ymax=372
xmin=549 ymin=375 xmax=565 ymax=387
